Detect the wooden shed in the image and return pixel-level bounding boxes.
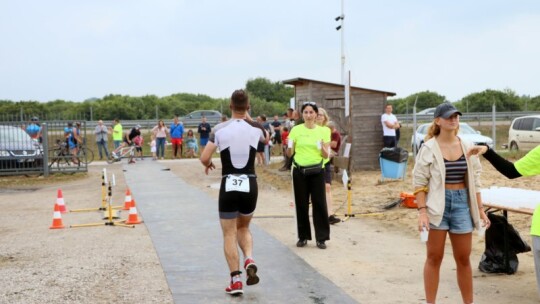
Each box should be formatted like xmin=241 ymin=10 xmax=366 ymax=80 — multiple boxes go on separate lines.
xmin=282 ymin=77 xmax=396 ymax=171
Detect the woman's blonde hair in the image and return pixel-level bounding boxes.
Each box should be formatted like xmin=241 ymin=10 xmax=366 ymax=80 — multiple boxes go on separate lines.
xmin=317 ymin=108 xmax=329 ymax=127
xmin=424 ymin=118 xmax=460 ymax=141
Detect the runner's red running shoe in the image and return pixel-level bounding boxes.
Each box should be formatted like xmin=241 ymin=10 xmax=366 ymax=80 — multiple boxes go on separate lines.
xmin=244 ymin=258 xmax=259 ymax=286
xmin=225 ymin=281 xmax=243 ymax=295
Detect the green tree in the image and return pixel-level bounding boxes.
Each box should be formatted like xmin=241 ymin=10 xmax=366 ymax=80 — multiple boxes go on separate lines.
xmin=458 ymin=89 xmax=521 ymax=112
xmin=528 ymin=95 xmax=540 ymax=111
xmin=389 ymin=91 xmax=446 ymax=114
xmin=245 ymin=77 xmax=293 ymax=103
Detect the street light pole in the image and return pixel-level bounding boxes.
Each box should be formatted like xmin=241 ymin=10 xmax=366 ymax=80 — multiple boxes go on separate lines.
xmin=335 ymin=0 xmax=345 ymax=84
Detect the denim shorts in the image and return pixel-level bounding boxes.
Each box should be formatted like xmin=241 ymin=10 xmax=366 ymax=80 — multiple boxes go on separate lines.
xmin=430 ymin=188 xmax=473 ymax=234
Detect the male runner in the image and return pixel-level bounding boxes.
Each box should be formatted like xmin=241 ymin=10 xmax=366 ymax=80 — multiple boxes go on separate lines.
xmin=200 ymin=89 xmax=268 ymax=296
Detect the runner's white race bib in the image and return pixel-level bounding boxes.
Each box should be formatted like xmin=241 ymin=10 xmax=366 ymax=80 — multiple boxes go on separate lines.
xmin=225 ymin=175 xmax=250 ymax=193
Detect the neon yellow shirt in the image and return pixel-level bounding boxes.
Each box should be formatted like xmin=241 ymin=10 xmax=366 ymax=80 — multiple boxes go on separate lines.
xmin=113 ymin=124 xmax=123 ymax=141
xmin=516 ymin=146 xmax=540 ymax=236
xmin=288 ymin=124 xmax=330 ymax=167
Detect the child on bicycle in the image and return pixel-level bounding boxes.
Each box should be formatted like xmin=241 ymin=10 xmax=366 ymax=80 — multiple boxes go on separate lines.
xmin=112 ymin=125 xmax=141 ymax=164
xmin=133 ymin=134 xmax=144 ymax=160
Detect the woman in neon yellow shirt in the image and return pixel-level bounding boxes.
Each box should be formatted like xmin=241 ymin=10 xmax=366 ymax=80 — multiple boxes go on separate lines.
xmin=287 ymin=102 xmax=331 ymax=249
xmin=316 ymin=107 xmax=341 ymax=225
xmin=468 ymin=144 xmax=540 ymax=297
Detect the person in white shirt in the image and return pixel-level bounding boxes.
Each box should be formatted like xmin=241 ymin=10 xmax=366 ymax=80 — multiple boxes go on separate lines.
xmin=381 ymin=104 xmax=400 ymax=148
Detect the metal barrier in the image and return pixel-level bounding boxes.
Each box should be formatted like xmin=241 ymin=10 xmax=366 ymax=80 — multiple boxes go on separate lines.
xmin=0 ymin=121 xmax=89 ymax=176
xmin=396 ymin=111 xmax=540 ymax=123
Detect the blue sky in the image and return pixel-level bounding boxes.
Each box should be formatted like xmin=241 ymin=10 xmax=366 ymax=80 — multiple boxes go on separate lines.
xmin=1 ymin=0 xmax=539 ymax=102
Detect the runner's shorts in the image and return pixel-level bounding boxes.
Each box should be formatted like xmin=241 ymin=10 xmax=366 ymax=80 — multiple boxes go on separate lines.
xmin=218 ymin=176 xmax=258 ymax=219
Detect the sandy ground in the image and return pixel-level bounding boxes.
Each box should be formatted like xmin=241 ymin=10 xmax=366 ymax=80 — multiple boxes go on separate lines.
xmin=1 ymin=155 xmax=539 ymax=304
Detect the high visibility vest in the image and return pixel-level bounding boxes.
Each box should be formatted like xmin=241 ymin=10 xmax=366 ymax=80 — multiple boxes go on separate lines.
xmin=531 ymin=206 xmax=540 ymax=237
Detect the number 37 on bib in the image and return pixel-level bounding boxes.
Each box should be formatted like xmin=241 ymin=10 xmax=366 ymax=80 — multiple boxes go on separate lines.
xmin=225 ymin=174 xmax=250 ymax=193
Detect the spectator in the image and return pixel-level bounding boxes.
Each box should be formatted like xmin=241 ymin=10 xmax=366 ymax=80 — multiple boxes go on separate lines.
xmin=26 ymin=116 xmax=42 ymax=143
xmin=152 ymin=120 xmax=169 ymax=160
xmin=271 ymin=115 xmax=282 ymax=155
xmin=170 ymin=116 xmax=184 ymax=159
xmin=150 ymin=134 xmax=157 ymax=160
xmin=255 ymin=116 xmax=266 ymax=166
xmin=94 ymin=120 xmax=110 ymax=160
xmin=413 ymin=102 xmax=490 ymax=304
xmin=287 ymin=101 xmax=331 ymax=250
xmin=185 ymin=129 xmax=198 ymax=158
xmin=381 ymin=104 xmax=399 ymax=148
xmin=261 ymin=115 xmax=272 ymax=163
xmin=316 ymin=108 xmax=341 ymax=225
xmin=112 ymin=119 xmax=123 ymax=149
xmin=467 ymin=144 xmax=540 ymax=298
xmin=284 ymin=108 xmax=294 ymax=130
xmin=64 ymin=122 xmax=82 ymax=165
xmin=279 ymin=126 xmax=290 ymax=171
xmin=198 ymin=116 xmax=212 ymax=150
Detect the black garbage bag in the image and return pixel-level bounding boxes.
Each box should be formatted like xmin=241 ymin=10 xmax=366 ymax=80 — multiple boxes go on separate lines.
xmin=380 ymin=147 xmax=408 ymax=163
xmin=478 ymin=212 xmax=531 ymax=275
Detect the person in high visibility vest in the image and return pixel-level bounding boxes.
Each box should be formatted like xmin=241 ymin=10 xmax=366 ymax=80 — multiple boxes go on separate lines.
xmin=467 ymin=144 xmax=540 ymax=296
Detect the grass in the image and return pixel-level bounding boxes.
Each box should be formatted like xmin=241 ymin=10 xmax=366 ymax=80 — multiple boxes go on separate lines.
xmin=0 ymin=172 xmax=88 ymax=188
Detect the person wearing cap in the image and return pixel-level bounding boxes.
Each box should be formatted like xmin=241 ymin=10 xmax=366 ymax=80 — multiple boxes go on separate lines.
xmin=26 ymin=117 xmax=42 ymax=143
xmin=112 ymin=124 xmax=141 ymax=164
xmin=466 ymin=143 xmax=540 ymax=297
xmin=381 ymin=104 xmax=400 ymax=148
xmin=413 ymin=102 xmax=490 ymax=304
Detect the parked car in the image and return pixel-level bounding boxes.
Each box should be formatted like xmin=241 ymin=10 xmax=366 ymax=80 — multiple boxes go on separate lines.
xmin=411 ymin=122 xmax=494 ymax=152
xmin=180 ymin=110 xmax=223 ymax=127
xmin=508 ymin=115 xmax=540 ymax=151
xmin=0 ymin=125 xmax=43 ymax=169
xmin=416 ymin=107 xmax=437 ymax=115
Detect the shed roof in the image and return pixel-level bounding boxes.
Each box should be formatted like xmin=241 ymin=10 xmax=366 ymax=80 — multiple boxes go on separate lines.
xmin=282 ymin=77 xmax=396 ymax=97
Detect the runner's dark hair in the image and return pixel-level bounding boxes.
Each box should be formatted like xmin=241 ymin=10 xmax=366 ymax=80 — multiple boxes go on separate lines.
xmin=231 ymin=89 xmax=249 ymax=112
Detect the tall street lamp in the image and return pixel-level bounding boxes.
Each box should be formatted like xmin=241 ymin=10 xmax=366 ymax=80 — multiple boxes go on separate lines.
xmin=335 ymin=0 xmax=345 ymax=84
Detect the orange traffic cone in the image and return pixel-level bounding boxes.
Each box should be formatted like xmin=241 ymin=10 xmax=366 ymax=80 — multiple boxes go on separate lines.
xmin=122 ymin=188 xmax=133 ymax=210
xmin=125 ymin=204 xmax=142 ymax=225
xmin=56 ymin=189 xmax=67 ymax=213
xmin=50 ymin=204 xmax=65 ymax=229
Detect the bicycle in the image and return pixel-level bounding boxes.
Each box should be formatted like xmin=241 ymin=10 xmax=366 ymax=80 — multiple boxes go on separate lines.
xmin=76 ymin=139 xmax=95 ymax=165
xmin=48 ymin=139 xmax=81 ymax=171
xmin=106 ymin=144 xmax=136 ymax=164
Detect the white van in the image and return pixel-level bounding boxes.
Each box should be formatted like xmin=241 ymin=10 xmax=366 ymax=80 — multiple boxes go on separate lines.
xmin=508 ymin=115 xmax=540 ymax=151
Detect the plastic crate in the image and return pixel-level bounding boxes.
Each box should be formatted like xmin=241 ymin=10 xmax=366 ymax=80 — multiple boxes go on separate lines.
xmin=379 ymin=157 xmax=408 ymax=181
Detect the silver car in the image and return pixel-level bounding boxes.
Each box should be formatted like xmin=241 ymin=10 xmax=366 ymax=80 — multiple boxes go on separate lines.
xmin=0 ymin=125 xmax=42 ymax=169
xmin=411 ymin=122 xmax=494 ymax=152
xmin=180 ymin=110 xmax=223 ymax=127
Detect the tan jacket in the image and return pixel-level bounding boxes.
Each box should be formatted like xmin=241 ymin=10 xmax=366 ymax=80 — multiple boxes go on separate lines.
xmin=413 ymin=136 xmax=482 ymax=229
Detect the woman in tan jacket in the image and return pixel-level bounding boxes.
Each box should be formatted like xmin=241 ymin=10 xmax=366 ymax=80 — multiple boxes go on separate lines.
xmin=413 ymin=102 xmax=490 ymax=304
